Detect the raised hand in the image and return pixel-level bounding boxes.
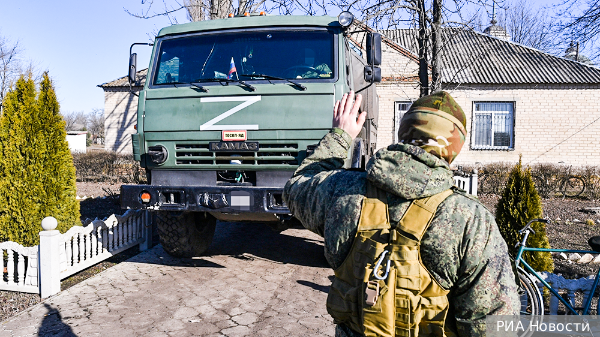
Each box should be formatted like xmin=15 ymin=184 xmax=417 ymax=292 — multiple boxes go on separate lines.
xmin=332 ymin=91 xmax=366 ymax=140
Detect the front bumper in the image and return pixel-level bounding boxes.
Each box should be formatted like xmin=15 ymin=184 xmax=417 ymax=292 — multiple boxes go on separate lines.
xmin=120 ymin=184 xmax=289 ymax=214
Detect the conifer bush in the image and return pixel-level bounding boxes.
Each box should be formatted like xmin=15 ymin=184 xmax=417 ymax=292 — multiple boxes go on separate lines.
xmin=496 ymin=158 xmax=554 ymax=273
xmin=0 ymin=73 xmax=79 ymax=246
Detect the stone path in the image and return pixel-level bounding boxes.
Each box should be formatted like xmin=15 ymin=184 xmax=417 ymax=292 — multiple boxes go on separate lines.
xmin=0 ymin=222 xmax=335 ymax=336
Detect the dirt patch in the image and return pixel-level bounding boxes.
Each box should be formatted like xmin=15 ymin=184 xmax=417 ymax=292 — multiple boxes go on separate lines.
xmin=479 ymin=194 xmax=600 ymax=277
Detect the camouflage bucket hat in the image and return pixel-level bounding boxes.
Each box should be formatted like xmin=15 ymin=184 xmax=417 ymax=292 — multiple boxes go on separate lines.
xmin=397 ymin=91 xmax=467 ymax=164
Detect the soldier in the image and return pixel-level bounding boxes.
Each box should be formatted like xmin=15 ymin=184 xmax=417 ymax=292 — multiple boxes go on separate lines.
xmin=283 ymin=91 xmax=520 ymax=336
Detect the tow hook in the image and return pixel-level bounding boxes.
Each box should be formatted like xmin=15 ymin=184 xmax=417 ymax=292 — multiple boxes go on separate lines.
xmin=200 ymin=193 xmax=228 ymax=209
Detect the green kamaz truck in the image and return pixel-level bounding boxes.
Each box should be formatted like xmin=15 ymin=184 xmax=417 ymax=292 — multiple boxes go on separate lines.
xmin=121 ymin=12 xmax=381 ymax=257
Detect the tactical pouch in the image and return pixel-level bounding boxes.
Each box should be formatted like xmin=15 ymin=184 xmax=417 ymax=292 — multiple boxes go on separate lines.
xmin=361 ymin=266 xmax=395 ymax=337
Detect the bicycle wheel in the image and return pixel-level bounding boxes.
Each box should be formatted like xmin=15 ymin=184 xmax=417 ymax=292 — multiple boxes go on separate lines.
xmin=517 ymin=270 xmax=544 ymax=337
xmin=560 ymin=176 xmax=585 ymax=197
xmin=518 ymin=270 xmax=543 ymax=316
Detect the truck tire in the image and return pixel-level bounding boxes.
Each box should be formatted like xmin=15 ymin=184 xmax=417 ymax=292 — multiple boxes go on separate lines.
xmin=156 ymin=211 xmax=216 ymax=257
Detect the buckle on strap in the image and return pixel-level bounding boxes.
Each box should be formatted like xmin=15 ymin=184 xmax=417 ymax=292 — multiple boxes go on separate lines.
xmin=373 ymin=250 xmax=391 ymax=280
xmin=365 ymin=281 xmax=380 ymax=306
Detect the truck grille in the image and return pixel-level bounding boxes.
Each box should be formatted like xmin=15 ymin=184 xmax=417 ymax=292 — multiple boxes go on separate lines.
xmin=175 ymin=142 xmax=299 ymax=166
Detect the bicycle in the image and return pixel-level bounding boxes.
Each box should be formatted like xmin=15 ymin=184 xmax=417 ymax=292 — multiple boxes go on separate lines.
xmin=516 ymin=219 xmax=600 ymax=317
xmin=533 ymin=165 xmax=586 ymax=198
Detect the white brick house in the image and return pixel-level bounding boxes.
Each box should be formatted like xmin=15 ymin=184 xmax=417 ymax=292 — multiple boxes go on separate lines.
xmin=100 ymin=26 xmax=600 ymax=166
xmin=375 ymin=28 xmax=600 ymax=166
xmin=98 ymin=70 xmax=146 ymax=153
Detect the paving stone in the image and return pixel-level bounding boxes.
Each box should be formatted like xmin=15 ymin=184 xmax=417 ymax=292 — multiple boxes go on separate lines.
xmin=221 ymin=325 xmax=251 ymax=336
xmin=231 ymin=312 xmax=258 ymax=326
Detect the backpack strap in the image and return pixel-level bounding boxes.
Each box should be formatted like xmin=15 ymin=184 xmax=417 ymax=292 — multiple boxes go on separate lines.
xmin=397 ymin=189 xmax=453 ymax=240
xmin=358 ymin=181 xmax=390 ymax=231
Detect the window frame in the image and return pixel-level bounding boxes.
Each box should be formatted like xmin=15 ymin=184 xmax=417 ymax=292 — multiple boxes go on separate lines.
xmin=470 ymin=101 xmax=516 ymax=151
xmin=394 ymin=101 xmax=413 ymax=143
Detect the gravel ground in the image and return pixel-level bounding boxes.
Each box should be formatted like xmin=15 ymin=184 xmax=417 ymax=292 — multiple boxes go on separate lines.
xmin=1 ymin=186 xmax=599 ymax=322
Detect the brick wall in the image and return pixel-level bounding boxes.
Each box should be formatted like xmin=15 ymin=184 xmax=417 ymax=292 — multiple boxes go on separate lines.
xmin=375 ymin=82 xmax=600 ymax=166
xmin=103 ymin=88 xmax=140 ymax=154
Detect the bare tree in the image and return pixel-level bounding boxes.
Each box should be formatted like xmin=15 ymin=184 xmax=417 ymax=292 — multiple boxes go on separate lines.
xmin=87 ymin=108 xmax=105 ymax=145
xmin=125 ymin=0 xmax=266 ymax=23
xmin=555 ymin=0 xmax=600 ymax=61
xmin=61 ymin=110 xmax=88 ymax=131
xmin=470 ymin=0 xmax=559 ymax=54
xmin=0 ymin=33 xmax=21 ymax=113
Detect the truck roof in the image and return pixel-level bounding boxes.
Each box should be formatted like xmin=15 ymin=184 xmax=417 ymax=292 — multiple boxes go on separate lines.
xmin=157 ymin=15 xmax=341 ymax=37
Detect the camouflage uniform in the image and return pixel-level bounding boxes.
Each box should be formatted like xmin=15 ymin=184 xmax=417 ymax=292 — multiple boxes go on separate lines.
xmin=283 ymin=92 xmax=520 ymax=336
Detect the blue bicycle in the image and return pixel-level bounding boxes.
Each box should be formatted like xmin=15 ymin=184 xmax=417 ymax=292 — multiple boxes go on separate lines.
xmin=516 ymin=219 xmax=600 ymax=315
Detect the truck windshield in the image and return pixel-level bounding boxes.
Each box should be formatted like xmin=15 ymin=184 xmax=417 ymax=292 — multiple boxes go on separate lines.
xmin=153 ymin=29 xmax=335 ymax=85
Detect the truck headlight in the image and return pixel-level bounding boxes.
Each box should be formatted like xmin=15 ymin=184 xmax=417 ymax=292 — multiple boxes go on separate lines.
xmin=148 ymin=145 xmax=168 ymax=164
xmin=338 ymin=11 xmax=354 ymax=28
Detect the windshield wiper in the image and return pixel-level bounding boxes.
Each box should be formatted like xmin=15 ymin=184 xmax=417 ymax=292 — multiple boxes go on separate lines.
xmin=240 ymin=74 xmax=307 ymax=91
xmin=165 ymin=81 xmax=209 ymax=92
xmin=190 ymin=82 xmax=209 ymax=92
xmin=195 ymin=78 xmax=256 ymax=92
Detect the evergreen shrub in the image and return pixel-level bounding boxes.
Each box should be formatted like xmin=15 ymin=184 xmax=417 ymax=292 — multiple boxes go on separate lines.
xmin=0 ymin=73 xmax=79 ymax=246
xmin=496 ymin=158 xmax=554 ymax=273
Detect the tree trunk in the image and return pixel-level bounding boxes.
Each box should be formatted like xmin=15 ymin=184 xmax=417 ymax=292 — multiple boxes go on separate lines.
xmin=431 ymin=0 xmax=442 ymax=93
xmin=417 ymin=0 xmax=429 ymax=97
xmin=238 ymin=0 xmax=247 ymax=14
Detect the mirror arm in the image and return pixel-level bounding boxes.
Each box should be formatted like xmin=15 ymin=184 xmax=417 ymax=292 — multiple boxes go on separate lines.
xmin=128 ymin=42 xmax=153 ymax=97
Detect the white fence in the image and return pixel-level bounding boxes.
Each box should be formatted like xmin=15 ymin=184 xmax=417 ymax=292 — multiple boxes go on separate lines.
xmin=453 ymin=169 xmax=478 ymax=196
xmin=0 ymin=242 xmax=38 ymax=293
xmin=2 ymin=210 xmax=153 ymax=298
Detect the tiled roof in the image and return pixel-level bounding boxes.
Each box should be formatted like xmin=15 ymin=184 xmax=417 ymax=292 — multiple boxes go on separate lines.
xmin=98 ymin=69 xmax=147 ymax=88
xmin=382 ymin=29 xmax=600 ymax=84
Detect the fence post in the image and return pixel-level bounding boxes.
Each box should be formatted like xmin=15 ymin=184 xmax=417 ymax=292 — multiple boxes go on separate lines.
xmin=39 ymin=217 xmax=61 ymax=298
xmin=139 ymin=211 xmax=153 ymax=251
xmin=470 ymin=169 xmax=478 ymax=196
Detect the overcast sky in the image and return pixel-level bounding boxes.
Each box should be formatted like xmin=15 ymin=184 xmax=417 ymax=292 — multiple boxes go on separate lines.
xmin=0 ymin=0 xmax=568 ymax=114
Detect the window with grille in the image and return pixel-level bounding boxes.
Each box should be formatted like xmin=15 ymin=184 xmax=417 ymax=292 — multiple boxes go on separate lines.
xmin=471 ymin=102 xmax=514 ymax=150
xmin=394 ymin=101 xmax=413 ymax=143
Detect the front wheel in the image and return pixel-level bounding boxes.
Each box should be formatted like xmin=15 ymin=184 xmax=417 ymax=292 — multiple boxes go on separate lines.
xmin=156 ymin=211 xmax=217 ymax=257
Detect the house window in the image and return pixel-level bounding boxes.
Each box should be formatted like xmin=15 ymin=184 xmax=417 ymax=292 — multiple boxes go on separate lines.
xmin=394 ymin=101 xmax=412 ymax=143
xmin=471 ymin=102 xmax=514 ymax=150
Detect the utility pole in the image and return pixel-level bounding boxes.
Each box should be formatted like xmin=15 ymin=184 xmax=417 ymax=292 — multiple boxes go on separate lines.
xmin=431 ymin=0 xmax=442 ymax=93
xmin=417 ymin=0 xmax=429 ymax=97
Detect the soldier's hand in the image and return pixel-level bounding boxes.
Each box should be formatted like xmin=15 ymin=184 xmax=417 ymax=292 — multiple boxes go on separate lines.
xmin=333 ymin=91 xmax=366 ymax=140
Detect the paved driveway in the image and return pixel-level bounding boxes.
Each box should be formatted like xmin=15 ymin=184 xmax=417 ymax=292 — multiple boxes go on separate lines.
xmin=0 ymin=222 xmax=335 ymax=336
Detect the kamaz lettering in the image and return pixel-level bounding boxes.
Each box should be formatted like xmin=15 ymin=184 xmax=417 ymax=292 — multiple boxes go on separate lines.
xmin=209 ymin=142 xmax=259 ymax=151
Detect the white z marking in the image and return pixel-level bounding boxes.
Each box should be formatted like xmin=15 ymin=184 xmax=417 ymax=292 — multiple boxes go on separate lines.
xmin=200 ymin=96 xmax=261 ymax=131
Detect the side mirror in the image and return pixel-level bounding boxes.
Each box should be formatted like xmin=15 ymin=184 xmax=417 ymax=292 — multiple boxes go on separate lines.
xmin=364 ymin=66 xmax=381 ymax=83
xmin=366 ymin=33 xmax=382 ymax=66
xmin=128 ymin=53 xmax=137 ymax=84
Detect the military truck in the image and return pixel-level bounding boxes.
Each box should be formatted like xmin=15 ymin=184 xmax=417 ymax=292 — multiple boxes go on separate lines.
xmin=121 ymin=12 xmax=381 ymax=257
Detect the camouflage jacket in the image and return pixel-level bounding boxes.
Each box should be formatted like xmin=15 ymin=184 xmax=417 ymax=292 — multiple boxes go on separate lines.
xmin=283 ymin=129 xmax=520 ymax=337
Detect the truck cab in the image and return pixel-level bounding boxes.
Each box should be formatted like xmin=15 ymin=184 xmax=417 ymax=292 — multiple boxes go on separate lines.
xmin=121 ymin=13 xmax=381 ymax=257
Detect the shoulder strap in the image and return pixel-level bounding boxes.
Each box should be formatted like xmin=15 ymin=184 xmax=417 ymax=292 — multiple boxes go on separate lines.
xmin=358 ymin=181 xmax=390 ymax=231
xmin=397 ymin=189 xmax=453 ymax=240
